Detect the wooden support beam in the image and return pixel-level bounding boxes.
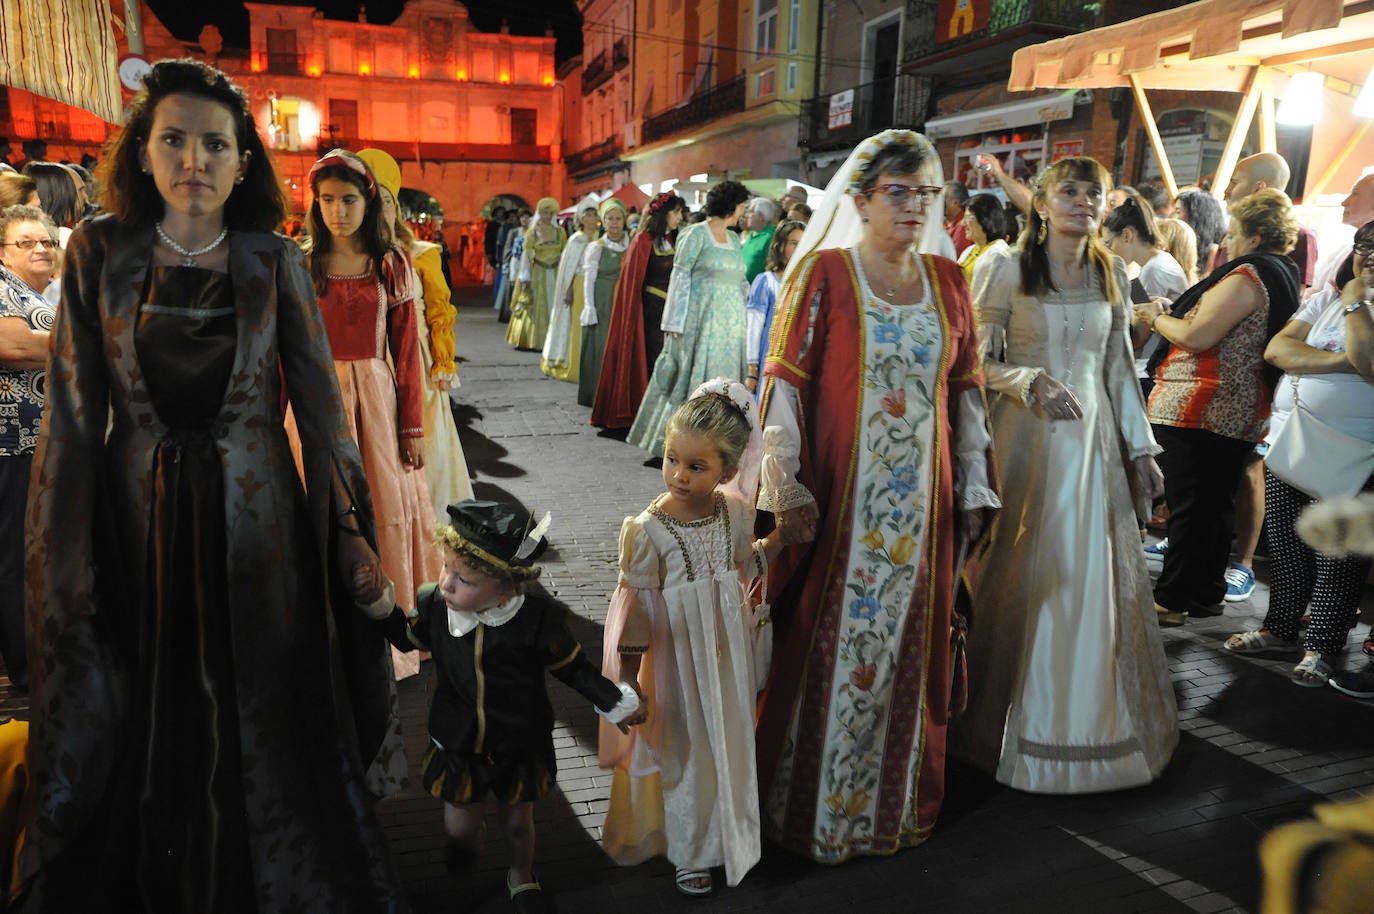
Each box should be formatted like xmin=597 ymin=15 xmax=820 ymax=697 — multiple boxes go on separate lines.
xmin=1307 ymin=121 xmax=1371 ymax=199
xmin=1256 ymin=67 xmax=1275 ymax=154
xmin=1129 ymin=74 xmax=1176 ymax=201
xmin=1212 ymin=66 xmax=1263 ymax=202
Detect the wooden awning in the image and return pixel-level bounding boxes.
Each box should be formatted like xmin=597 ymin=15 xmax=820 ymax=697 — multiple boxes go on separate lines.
xmin=1007 ymin=0 xmax=1374 ymax=200
xmin=0 ymin=0 xmax=122 ymax=124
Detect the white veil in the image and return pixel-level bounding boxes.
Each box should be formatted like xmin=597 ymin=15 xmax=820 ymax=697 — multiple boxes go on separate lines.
xmin=782 ymin=129 xmax=947 ymax=286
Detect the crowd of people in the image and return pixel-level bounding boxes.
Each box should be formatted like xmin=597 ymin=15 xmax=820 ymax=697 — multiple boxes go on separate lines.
xmin=0 ymin=54 xmax=1370 ymax=913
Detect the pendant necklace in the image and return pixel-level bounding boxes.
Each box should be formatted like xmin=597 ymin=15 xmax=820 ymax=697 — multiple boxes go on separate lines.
xmin=155 ymin=221 xmax=229 ymax=267
xmin=1054 ymin=258 xmax=1089 ymax=387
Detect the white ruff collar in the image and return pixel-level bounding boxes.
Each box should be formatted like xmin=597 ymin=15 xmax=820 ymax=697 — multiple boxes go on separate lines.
xmin=447 ymin=594 xmax=525 ymax=637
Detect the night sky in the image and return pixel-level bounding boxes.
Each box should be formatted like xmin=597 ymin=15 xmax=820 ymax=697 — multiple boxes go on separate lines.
xmin=146 ymin=0 xmax=585 ymax=63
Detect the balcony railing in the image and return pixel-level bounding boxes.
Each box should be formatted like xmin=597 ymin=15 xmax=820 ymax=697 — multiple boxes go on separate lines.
xmin=266 ymin=52 xmax=306 ymax=76
xmin=642 ymin=74 xmax=746 ymax=145
xmin=565 ymin=137 xmax=621 ymax=174
xmin=800 ymin=74 xmax=928 ymax=152
xmin=582 ymin=51 xmax=611 ymax=95
xmin=907 ymin=0 xmax=1103 ymax=61
xmin=612 ymin=38 xmax=630 ymax=72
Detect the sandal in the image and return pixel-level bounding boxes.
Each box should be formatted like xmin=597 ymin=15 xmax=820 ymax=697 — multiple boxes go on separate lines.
xmin=1223 ymin=629 xmax=1298 ymax=655
xmin=674 ymin=866 xmax=713 ymax=897
xmin=1363 ymin=636 xmax=1374 ymax=658
xmin=508 ymin=874 xmax=555 ymax=914
xmin=1291 ymin=651 xmax=1333 ymax=688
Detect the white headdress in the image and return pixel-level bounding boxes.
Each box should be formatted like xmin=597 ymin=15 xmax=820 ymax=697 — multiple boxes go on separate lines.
xmin=783 ymin=129 xmax=947 ymax=285
xmin=689 ymin=377 xmax=763 ymax=505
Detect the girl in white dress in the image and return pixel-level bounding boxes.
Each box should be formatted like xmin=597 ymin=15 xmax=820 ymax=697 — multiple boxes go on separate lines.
xmin=599 ymin=380 xmax=788 ymax=897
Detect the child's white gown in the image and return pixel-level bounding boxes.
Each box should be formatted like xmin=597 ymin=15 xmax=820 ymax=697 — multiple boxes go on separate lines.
xmin=599 ymin=491 xmax=762 ymax=887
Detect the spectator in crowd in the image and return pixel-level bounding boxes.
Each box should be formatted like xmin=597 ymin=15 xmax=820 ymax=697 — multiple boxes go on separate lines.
xmin=944 ymin=179 xmax=972 ymax=256
xmin=741 ymin=196 xmax=778 ymax=283
xmin=1108 ymin=185 xmax=1137 ymax=211
xmin=1175 ymin=189 xmax=1227 ymax=278
xmin=1310 ymin=173 xmax=1374 ymax=297
xmin=744 ymin=218 xmax=806 ymax=393
xmin=956 ymin=193 xmax=1009 ymax=283
xmin=779 ymin=184 xmax=808 ymax=215
xmin=786 ymin=201 xmax=811 ymax=223
xmin=1137 ymin=179 xmax=1173 ymax=218
xmin=0 ymin=139 xmax=12 ymax=172
xmin=0 ymin=205 xmax=58 ymax=696
xmin=1224 ymin=222 xmax=1374 ymax=688
xmin=485 ymin=204 xmax=506 ymax=278
xmin=1223 ymin=153 xmax=1318 ymax=290
xmin=1154 ymin=218 xmax=1200 ymax=286
xmin=24 ymin=162 xmax=83 ymax=247
xmin=1141 ymin=189 xmax=1301 ymax=626
xmin=0 ymin=172 xmax=38 ymax=210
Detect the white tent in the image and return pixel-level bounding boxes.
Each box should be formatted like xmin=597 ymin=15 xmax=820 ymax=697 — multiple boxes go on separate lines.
xmin=1008 ymin=0 xmax=1374 ymax=202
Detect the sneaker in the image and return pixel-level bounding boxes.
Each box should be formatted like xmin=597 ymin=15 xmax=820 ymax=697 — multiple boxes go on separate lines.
xmin=1328 ymin=663 xmax=1374 ymax=699
xmin=1223 ymin=563 xmax=1256 ymax=602
xmin=1144 ymin=537 xmax=1168 ymax=570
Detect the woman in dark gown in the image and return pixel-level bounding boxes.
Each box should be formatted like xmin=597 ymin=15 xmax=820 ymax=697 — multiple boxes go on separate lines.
xmin=22 ymin=59 xmax=407 ymax=912
xmin=590 ymin=192 xmax=685 ymax=429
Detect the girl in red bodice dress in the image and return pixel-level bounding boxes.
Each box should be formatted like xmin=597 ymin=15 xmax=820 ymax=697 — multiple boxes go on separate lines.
xmin=302 ymin=149 xmax=442 ymax=678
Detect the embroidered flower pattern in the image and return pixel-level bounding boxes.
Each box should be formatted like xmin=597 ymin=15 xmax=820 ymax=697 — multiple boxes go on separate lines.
xmin=809 ymin=288 xmax=942 ymax=857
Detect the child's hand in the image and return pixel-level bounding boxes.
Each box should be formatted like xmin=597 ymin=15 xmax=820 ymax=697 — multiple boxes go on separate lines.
xmin=616 ymin=682 xmax=648 ymax=733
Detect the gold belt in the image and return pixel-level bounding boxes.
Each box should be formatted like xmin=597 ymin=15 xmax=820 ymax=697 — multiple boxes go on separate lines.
xmin=645 ymin=285 xmax=667 ymax=299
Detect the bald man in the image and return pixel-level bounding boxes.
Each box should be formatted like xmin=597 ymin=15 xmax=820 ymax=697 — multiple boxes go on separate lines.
xmin=1310 ymin=172 xmax=1374 ymax=299
xmin=1222 ymin=152 xmax=1318 ymax=289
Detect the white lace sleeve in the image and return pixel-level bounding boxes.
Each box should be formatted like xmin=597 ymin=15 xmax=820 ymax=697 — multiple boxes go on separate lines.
xmin=757 ymin=382 xmax=816 ymax=513
xmin=953 ymin=388 xmax=1001 ymax=510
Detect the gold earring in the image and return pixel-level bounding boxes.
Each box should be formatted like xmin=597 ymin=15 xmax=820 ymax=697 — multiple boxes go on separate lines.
xmin=1036 ymin=220 xmax=1047 ymax=244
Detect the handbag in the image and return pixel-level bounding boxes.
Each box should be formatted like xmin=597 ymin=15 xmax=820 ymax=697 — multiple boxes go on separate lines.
xmin=1266 ymin=376 xmax=1374 ymax=500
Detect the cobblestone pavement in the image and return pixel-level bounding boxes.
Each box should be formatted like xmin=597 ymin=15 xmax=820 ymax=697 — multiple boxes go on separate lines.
xmin=6 ymin=285 xmax=1372 ymax=914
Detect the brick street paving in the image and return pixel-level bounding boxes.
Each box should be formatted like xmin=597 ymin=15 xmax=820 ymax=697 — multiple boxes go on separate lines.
xmin=373 ymin=286 xmax=1374 ymax=914
xmin=5 ymin=284 xmax=1371 ymax=914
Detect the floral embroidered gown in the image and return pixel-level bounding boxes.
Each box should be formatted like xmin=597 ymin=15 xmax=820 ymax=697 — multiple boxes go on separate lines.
xmin=756 ymin=249 xmax=997 ymax=862
xmin=627 ymin=221 xmax=747 ymax=455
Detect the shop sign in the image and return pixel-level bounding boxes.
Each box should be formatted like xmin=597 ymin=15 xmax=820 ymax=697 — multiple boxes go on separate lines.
xmin=1051 ymin=139 xmax=1083 ymax=162
xmin=829 ymin=90 xmax=854 ymax=129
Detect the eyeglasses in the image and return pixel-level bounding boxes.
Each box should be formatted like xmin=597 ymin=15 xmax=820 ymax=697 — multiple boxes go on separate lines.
xmin=1 ymin=238 xmax=57 ymax=251
xmin=864 ymin=184 xmax=942 ymax=208
xmin=1354 ymin=243 xmax=1374 ymax=257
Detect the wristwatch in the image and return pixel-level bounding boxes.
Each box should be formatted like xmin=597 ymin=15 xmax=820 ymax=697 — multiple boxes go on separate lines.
xmin=1344 ymin=299 xmax=1370 ymax=315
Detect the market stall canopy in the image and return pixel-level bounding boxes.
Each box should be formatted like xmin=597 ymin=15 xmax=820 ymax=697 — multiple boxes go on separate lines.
xmin=925 ymin=89 xmax=1078 ymax=140
xmin=1007 ymin=0 xmax=1374 ymax=201
xmin=1 ymin=0 xmax=122 ymax=123
xmin=739 ymin=178 xmax=824 ymax=208
xmin=606 ymin=182 xmax=651 ymax=210
xmin=559 ymin=193 xmax=602 ymax=216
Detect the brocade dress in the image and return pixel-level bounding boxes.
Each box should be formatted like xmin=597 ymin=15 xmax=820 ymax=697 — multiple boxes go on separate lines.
xmin=627 ymin=222 xmax=747 ymax=456
xmin=506 ymin=225 xmax=566 ymax=350
xmin=25 ymin=220 xmax=407 ymax=911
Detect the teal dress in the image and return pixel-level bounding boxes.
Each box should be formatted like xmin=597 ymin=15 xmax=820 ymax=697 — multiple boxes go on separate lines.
xmin=627 ymin=221 xmax=747 ymax=456
xmin=578 ymin=237 xmax=626 ymax=407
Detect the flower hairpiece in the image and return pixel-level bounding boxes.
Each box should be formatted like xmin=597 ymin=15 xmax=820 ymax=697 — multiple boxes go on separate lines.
xmin=845 ymin=129 xmax=937 ymax=196
xmin=308 ymin=149 xmax=377 ymax=199
xmin=647 ymin=191 xmax=678 ymax=217
xmin=692 ymin=377 xmax=754 ymax=419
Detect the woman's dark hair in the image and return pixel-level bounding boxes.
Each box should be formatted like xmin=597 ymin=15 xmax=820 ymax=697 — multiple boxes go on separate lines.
xmin=704 ymin=180 xmax=751 ymax=219
xmin=765 ymin=220 xmax=806 ymax=274
xmin=1336 ymin=220 xmax=1374 ymax=288
xmin=304 ymin=150 xmax=391 ymax=295
xmin=965 ymin=194 xmax=1008 ymax=244
xmin=1102 ymin=194 xmax=1159 ymax=247
xmin=857 ymin=143 xmax=935 ymax=193
xmin=1229 ymin=188 xmax=1298 ymax=256
xmin=643 ymin=194 xmax=684 ymax=242
xmin=99 ymin=58 xmax=285 ymax=231
xmin=0 ymin=172 xmax=37 ymax=210
xmin=1020 ymin=157 xmax=1119 ymax=305
xmin=24 ymin=162 xmax=79 ymax=227
xmin=1173 ymin=189 xmax=1225 ymax=276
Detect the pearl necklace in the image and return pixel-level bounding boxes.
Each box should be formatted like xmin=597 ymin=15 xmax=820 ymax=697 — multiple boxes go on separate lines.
xmin=155 ymin=221 xmax=228 ymax=267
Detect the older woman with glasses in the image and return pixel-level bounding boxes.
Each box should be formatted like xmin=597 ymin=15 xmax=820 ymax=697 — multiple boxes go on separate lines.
xmin=956 ymin=156 xmax=1176 ymax=795
xmin=756 ymin=129 xmax=998 ymax=861
xmin=0 ymin=205 xmax=58 ymax=696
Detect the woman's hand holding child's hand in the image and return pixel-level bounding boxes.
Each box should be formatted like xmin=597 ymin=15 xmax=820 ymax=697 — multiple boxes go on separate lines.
xmin=616 ymin=681 xmax=649 ymax=734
